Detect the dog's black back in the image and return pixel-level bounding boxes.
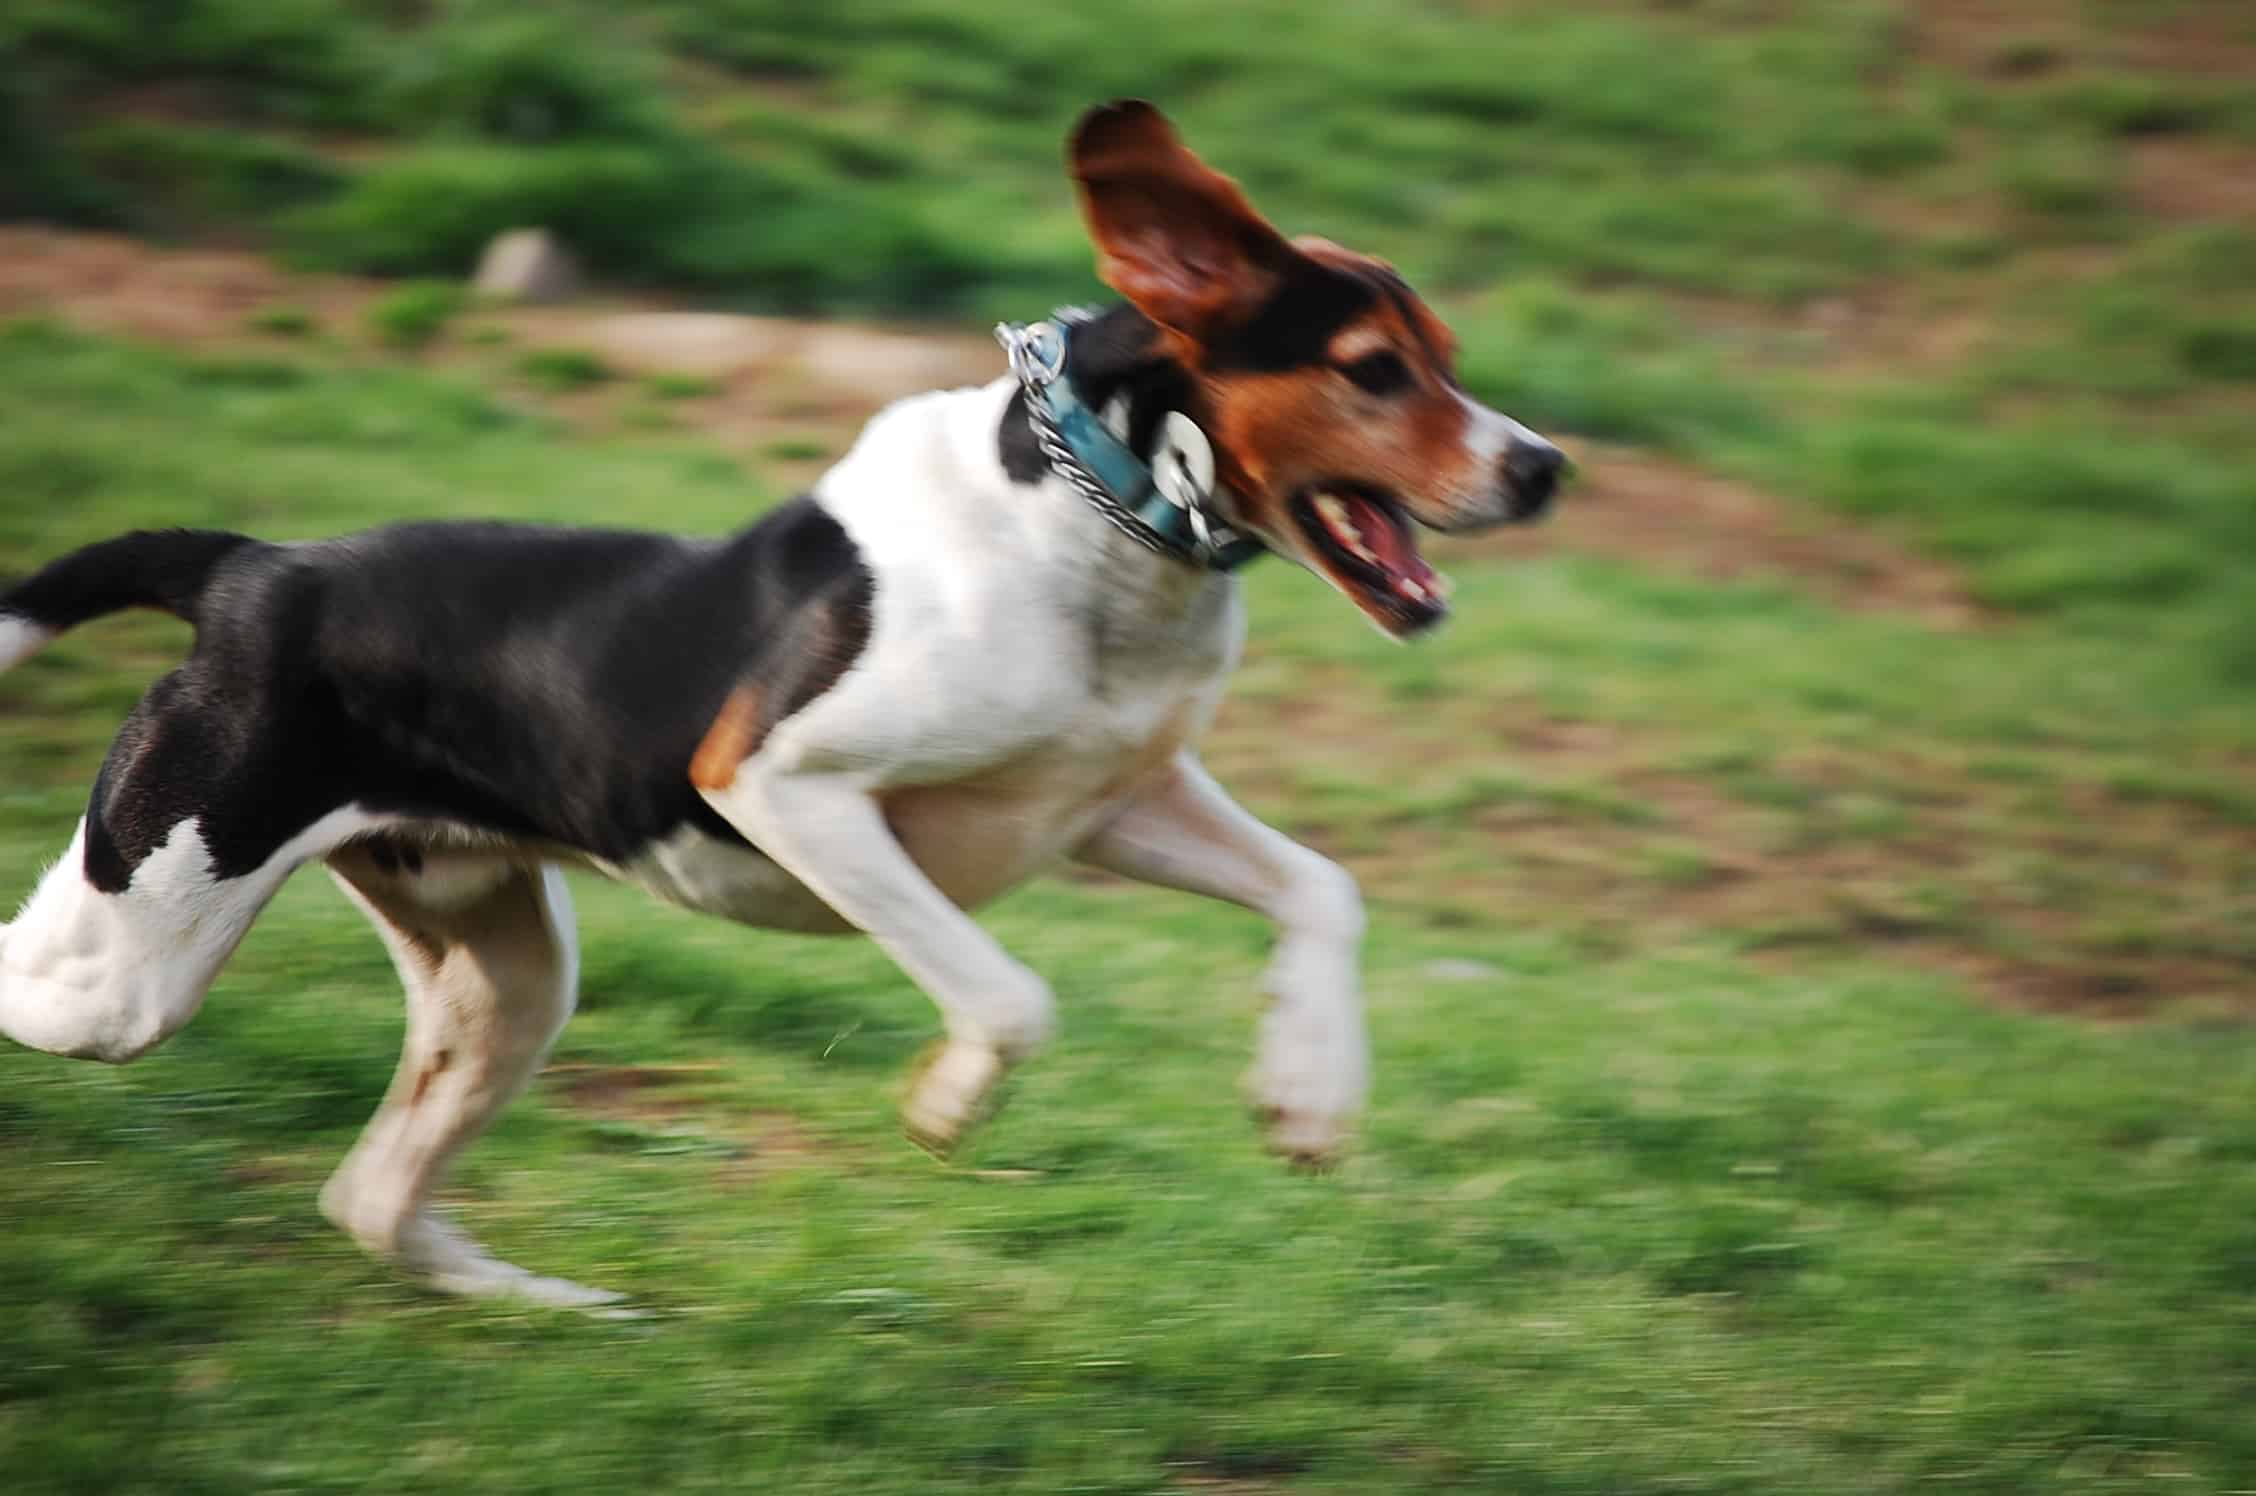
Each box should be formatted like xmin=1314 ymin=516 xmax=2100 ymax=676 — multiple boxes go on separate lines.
xmin=35 ymin=497 xmax=873 ymax=893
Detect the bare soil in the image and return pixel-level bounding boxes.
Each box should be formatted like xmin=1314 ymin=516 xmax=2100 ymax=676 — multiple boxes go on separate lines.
xmin=1459 ymin=442 xmax=1987 ymax=628
xmin=540 ymin=1062 xmax=836 ymax=1172
xmin=1907 ymin=0 xmax=2256 ymax=82
xmin=2131 ymin=136 xmax=2256 ymax=225
xmin=1197 ymin=675 xmax=2254 ymax=1021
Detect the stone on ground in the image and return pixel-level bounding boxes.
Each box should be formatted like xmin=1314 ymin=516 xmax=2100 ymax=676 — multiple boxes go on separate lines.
xmin=472 ymin=229 xmax=582 ymax=303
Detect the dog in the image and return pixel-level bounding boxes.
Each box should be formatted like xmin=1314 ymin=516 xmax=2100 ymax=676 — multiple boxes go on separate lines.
xmin=0 ymin=101 xmax=1564 ymax=1306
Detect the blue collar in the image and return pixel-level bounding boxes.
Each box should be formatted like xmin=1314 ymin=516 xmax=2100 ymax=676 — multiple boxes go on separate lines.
xmin=996 ymin=313 xmax=1266 ymax=572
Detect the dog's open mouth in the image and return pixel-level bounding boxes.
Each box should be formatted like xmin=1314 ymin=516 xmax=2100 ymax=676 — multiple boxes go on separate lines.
xmin=1290 ymin=484 xmax=1448 ymax=636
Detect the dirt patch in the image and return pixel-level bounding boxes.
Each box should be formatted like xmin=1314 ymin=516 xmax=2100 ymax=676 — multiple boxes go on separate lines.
xmin=0 ymin=224 xmax=992 ymax=397
xmin=0 ymin=227 xmax=381 ymax=341
xmin=504 ymin=304 xmax=996 ymax=403
xmin=1905 ymin=0 xmax=2256 ymax=82
xmin=540 ymin=1063 xmax=833 ymax=1172
xmin=0 ymin=226 xmax=1008 ymax=491
xmin=1905 ymin=0 xmax=2080 ymax=78
xmin=1667 ymin=278 xmax=2002 ymax=383
xmin=541 ymin=1062 xmax=726 ymax=1123
xmin=1456 ymin=443 xmax=1989 ymax=629
xmin=2119 ymin=12 xmax=2256 ymax=82
xmin=2131 ymin=137 xmax=2256 ymax=224
xmin=1161 ymin=1445 xmax=1313 ymax=1492
xmin=1201 ymin=688 xmax=2254 ymax=1020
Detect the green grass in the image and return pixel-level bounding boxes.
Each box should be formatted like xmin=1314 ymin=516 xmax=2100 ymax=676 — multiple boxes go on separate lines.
xmin=364 ymin=281 xmax=467 ymax=350
xmin=4 ymin=0 xmax=2255 ymax=1487
xmin=515 ymin=346 xmax=613 ymax=391
xmin=244 ymin=303 xmax=315 ymax=338
xmin=644 ymin=371 xmax=721 ymax=400
xmin=2 ymin=309 xmax=2253 ymax=1493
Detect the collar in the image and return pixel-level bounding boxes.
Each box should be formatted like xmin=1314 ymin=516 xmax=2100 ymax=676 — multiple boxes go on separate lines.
xmin=995 ymin=310 xmax=1266 ymax=572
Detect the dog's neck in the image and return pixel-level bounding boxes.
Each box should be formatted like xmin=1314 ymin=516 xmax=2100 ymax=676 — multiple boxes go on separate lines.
xmin=815 ymin=316 xmax=1238 ymax=661
xmin=967 ymin=304 xmax=1238 ymax=640
xmin=995 ymin=303 xmax=1198 ymax=492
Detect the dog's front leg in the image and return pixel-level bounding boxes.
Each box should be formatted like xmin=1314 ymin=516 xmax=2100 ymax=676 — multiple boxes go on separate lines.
xmin=1074 ymin=752 xmax=1368 ymax=1165
xmin=701 ymin=768 xmax=1053 ymax=1154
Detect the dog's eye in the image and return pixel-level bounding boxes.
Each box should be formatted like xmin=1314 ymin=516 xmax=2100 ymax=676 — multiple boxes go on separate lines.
xmin=1339 ymin=350 xmax=1412 ymax=396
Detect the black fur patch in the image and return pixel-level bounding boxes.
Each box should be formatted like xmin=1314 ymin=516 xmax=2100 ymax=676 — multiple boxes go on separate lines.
xmin=998 ymin=388 xmax=1050 ymax=486
xmin=81 ymin=497 xmax=873 ymax=892
xmin=1206 ymin=265 xmax=1378 ymax=374
xmin=2 ymin=529 xmax=256 ymax=631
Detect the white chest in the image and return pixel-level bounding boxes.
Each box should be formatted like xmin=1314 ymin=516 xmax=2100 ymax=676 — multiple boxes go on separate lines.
xmin=622 ymin=378 xmax=1247 ymax=931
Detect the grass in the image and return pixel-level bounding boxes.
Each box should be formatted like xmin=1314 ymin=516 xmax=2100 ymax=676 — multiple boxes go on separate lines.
xmin=515 ymin=347 xmax=612 ymax=391
xmin=364 ymin=281 xmax=467 ymax=350
xmin=244 ymin=303 xmax=315 ymax=337
xmin=2 ymin=0 xmax=2254 ymax=1488
xmin=2 ymin=300 xmax=2253 ymax=1491
xmin=645 ymin=371 xmax=721 ymax=400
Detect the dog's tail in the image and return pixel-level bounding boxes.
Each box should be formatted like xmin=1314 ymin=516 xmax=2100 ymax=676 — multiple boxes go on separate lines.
xmin=0 ymin=529 xmax=260 ymax=674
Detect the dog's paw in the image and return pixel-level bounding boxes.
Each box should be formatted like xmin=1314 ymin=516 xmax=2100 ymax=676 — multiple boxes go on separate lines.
xmin=901 ymin=1039 xmax=1009 ymax=1158
xmin=328 ymin=1194 xmax=628 ymax=1312
xmin=1251 ymin=1101 xmax=1354 ymax=1170
xmin=432 ymin=1264 xmax=630 ymax=1313
xmin=401 ymin=1211 xmax=627 ymax=1311
xmin=1244 ymin=1012 xmax=1366 ymax=1169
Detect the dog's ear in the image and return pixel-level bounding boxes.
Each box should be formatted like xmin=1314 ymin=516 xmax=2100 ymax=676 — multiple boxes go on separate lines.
xmin=1069 ymin=100 xmax=1295 ymax=342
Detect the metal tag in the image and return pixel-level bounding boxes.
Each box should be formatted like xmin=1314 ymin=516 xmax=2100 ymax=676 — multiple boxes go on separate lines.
xmin=1154 ymin=412 xmax=1215 ymax=513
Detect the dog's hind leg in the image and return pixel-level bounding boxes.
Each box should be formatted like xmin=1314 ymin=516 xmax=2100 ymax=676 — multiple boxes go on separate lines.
xmin=2 ymin=666 xmax=381 ymax=1063
xmin=0 ymin=811 xmax=353 ymax=1063
xmin=319 ymin=848 xmax=615 ymax=1308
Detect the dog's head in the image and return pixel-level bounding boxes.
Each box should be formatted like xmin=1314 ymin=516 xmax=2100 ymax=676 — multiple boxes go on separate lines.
xmin=1068 ymin=100 xmax=1565 ymax=637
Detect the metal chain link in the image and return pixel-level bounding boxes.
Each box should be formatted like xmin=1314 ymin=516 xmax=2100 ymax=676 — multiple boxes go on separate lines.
xmin=995 ymin=317 xmax=1199 ymax=565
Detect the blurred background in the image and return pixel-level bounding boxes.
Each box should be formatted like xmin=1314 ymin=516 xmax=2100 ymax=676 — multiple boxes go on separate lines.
xmin=2 ymin=2 xmax=2253 ymax=1491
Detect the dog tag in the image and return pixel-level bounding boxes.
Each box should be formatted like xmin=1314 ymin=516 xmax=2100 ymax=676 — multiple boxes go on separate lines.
xmin=1154 ymin=413 xmax=1215 ymax=512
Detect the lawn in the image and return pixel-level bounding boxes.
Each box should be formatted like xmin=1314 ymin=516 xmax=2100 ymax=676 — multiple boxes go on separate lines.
xmin=4 ymin=0 xmax=2255 ymax=1491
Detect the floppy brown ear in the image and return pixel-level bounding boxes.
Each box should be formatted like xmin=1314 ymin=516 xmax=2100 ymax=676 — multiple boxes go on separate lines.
xmin=1068 ymin=100 xmax=1294 ymax=341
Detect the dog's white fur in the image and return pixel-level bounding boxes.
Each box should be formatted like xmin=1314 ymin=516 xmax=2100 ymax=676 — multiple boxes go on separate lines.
xmin=3 ymin=809 xmax=390 ymax=1062
xmin=0 ymin=617 xmax=54 ymax=673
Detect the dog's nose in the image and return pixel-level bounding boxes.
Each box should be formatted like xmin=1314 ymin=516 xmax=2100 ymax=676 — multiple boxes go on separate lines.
xmin=1502 ymin=440 xmax=1567 ymax=520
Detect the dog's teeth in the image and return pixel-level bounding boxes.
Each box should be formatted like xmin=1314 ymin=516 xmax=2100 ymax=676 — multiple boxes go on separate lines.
xmin=1313 ymin=492 xmax=1381 ymax=565
xmin=1398 ymin=578 xmax=1428 ymax=602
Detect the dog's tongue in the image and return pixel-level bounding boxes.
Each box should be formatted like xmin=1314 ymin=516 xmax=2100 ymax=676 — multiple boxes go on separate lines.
xmin=1324 ymin=491 xmax=1440 ymax=592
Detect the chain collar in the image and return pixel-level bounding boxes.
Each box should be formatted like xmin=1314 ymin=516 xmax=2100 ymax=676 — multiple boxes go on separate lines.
xmin=995 ymin=311 xmax=1266 ymax=572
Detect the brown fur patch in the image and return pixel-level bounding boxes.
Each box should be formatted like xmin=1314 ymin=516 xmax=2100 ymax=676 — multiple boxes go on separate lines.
xmin=689 ymin=685 xmax=765 ymax=791
xmin=1189 ymin=235 xmax=1486 ymax=576
xmin=409 ymin=1047 xmax=451 ymax=1106
xmin=1069 ymin=101 xmax=1291 ymax=339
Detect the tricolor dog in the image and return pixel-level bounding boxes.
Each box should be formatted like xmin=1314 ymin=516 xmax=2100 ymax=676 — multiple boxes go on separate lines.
xmin=0 ymin=102 xmax=1564 ymax=1306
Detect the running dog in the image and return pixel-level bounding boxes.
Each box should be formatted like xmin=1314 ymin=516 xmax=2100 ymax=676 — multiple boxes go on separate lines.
xmin=0 ymin=101 xmax=1564 ymax=1305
